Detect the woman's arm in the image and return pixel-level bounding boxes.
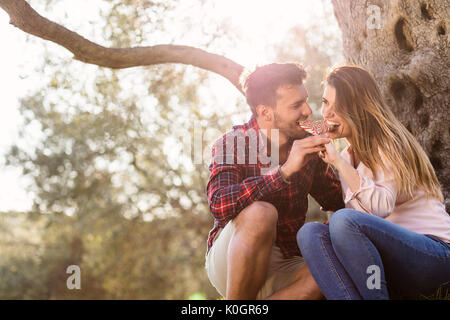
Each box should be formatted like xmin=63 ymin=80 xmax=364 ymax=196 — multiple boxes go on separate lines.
xmin=320 ymin=142 xmax=397 ymax=218
xmin=319 ymin=143 xmax=360 ymax=192
xmin=333 ymin=156 xmax=361 ymax=193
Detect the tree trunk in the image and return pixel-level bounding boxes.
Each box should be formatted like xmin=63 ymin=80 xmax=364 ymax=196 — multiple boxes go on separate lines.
xmin=331 ymin=0 xmax=449 ymax=212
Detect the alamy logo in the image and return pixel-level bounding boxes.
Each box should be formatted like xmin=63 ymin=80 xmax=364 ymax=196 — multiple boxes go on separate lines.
xmin=212 ymin=128 xmax=280 ymax=174
xmin=366 ymin=265 xmax=381 ymax=290
xmin=367 ymin=5 xmax=382 ymax=30
xmin=165 ymin=119 xmax=281 ymax=172
xmin=66 ymin=265 xmax=81 ymax=290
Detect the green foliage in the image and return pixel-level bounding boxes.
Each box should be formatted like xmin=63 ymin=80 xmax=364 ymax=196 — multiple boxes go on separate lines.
xmin=3 ymin=0 xmax=237 ymax=300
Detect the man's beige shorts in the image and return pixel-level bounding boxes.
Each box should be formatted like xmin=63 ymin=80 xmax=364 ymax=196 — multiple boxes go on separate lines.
xmin=205 ymin=219 xmax=305 ymax=299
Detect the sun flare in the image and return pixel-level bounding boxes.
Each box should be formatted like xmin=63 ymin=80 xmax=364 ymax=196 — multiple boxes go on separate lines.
xmin=208 ymin=0 xmax=324 ymax=66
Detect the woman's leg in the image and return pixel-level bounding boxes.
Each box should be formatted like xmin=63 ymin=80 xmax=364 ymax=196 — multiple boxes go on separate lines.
xmin=297 ymin=222 xmax=363 ymax=299
xmin=329 ymin=209 xmax=450 ymax=299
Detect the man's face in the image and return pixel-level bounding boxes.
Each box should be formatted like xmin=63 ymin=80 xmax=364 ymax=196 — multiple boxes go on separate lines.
xmin=272 ymin=84 xmax=312 ymax=140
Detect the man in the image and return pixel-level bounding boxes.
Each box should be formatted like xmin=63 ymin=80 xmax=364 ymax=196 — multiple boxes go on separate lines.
xmin=205 ymin=63 xmax=344 ymax=300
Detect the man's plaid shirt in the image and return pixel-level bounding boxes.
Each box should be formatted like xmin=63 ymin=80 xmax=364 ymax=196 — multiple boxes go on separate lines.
xmin=206 ymin=116 xmax=344 ymax=258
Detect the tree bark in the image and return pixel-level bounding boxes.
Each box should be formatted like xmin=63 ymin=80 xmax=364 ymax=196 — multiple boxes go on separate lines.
xmin=0 ymin=0 xmax=244 ymax=93
xmin=331 ymin=0 xmax=449 ymax=212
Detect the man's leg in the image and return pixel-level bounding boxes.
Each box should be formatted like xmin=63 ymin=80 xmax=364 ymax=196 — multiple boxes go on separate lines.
xmin=265 ymin=264 xmax=324 ymax=300
xmin=226 ymin=201 xmax=278 ymax=299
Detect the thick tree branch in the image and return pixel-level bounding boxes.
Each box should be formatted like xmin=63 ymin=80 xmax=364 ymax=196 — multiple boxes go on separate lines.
xmin=0 ymin=0 xmax=244 ymax=93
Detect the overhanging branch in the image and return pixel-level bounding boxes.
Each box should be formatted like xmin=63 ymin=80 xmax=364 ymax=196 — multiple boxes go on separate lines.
xmin=0 ymin=0 xmax=244 ymax=93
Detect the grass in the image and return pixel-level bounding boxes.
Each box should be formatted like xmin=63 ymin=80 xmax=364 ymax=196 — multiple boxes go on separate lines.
xmin=418 ymin=286 xmax=450 ymax=300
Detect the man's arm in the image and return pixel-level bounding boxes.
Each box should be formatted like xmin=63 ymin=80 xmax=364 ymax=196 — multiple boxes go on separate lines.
xmin=206 ymin=139 xmax=289 ymax=224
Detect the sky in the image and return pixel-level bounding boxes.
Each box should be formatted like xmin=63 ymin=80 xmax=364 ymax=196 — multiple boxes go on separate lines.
xmin=0 ymin=0 xmax=340 ymax=212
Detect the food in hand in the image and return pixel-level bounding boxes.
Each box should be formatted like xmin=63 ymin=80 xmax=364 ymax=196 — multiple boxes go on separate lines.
xmin=298 ymin=119 xmax=330 ymax=136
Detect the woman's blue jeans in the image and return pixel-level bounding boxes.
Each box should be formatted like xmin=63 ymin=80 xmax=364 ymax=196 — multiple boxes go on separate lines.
xmin=297 ymin=208 xmax=450 ymax=299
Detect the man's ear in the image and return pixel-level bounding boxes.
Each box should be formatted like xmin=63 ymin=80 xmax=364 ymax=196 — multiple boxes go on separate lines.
xmin=256 ymin=104 xmax=273 ymax=122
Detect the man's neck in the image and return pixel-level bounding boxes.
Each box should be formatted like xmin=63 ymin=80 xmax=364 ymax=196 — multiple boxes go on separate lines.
xmin=256 ymin=117 xmax=291 ymax=160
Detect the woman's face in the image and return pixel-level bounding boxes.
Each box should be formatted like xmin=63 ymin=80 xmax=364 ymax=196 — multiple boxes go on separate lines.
xmin=321 ymin=85 xmax=352 ymax=140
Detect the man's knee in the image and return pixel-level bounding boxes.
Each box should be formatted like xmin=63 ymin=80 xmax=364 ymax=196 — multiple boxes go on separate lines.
xmin=234 ymin=201 xmax=278 ymax=238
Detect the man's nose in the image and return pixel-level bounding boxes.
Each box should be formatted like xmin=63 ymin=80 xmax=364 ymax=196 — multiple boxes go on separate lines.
xmin=302 ymin=103 xmax=313 ymax=117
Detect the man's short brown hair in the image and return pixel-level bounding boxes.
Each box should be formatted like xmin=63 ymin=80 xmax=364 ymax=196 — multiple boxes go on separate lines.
xmin=240 ymin=63 xmax=307 ymax=115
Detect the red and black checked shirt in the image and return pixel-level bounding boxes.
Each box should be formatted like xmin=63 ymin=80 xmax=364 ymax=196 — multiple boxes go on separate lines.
xmin=206 ymin=116 xmax=344 ymax=258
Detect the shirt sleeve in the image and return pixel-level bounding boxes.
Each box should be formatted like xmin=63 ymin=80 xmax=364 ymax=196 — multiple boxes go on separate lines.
xmin=206 ymin=139 xmax=289 ymax=224
xmin=344 ymin=168 xmax=397 ymax=218
xmin=308 ymin=158 xmax=345 ymax=212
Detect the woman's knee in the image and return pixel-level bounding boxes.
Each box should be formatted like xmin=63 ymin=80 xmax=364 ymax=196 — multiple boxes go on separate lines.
xmin=329 ymin=209 xmax=376 ymax=245
xmin=297 ymin=222 xmax=328 ymax=254
xmin=330 ymin=209 xmax=365 ymax=232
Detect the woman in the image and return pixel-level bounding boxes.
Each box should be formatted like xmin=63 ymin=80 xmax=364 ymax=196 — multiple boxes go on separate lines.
xmin=297 ymin=66 xmax=450 ymax=300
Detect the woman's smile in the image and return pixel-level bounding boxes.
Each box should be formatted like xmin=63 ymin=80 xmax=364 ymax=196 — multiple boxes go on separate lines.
xmin=326 ymin=120 xmax=341 ymax=132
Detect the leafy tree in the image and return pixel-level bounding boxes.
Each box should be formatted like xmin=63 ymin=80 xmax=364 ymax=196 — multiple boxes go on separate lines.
xmin=2 ymin=0 xmax=243 ymax=299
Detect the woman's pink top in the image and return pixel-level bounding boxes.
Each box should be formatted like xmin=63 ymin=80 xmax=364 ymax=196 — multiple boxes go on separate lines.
xmin=339 ymin=146 xmax=450 ymax=244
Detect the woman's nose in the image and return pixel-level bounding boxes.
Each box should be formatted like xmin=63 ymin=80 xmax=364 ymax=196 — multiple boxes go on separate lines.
xmin=322 ymin=105 xmax=333 ymax=118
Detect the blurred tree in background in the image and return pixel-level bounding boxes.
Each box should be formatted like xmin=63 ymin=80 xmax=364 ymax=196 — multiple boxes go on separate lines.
xmin=0 ymin=0 xmax=342 ymax=299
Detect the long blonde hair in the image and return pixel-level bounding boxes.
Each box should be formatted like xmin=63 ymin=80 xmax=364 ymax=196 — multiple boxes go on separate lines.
xmin=326 ymin=66 xmax=443 ymax=202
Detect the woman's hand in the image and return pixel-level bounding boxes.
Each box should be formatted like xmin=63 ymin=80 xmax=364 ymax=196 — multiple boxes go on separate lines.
xmin=319 ymin=142 xmax=342 ymax=166
xmin=321 ymin=143 xmax=362 ymax=194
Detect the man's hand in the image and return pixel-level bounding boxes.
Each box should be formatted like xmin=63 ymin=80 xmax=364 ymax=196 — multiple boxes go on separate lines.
xmin=280 ymin=135 xmax=330 ymax=181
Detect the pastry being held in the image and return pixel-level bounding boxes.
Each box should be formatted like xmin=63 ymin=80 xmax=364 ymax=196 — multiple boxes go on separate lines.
xmin=297 ymin=119 xmax=331 ymax=136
